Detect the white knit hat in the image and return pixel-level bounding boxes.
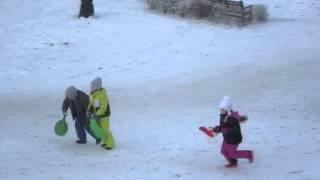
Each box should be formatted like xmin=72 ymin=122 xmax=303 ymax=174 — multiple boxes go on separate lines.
xmin=65 ymin=86 xmax=77 ymax=100
xmin=219 ymin=96 xmax=232 ymax=112
xmin=91 ymin=77 xmax=102 ymax=92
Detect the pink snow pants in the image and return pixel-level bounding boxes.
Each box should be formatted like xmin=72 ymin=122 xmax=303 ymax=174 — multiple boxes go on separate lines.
xmin=221 ymin=141 xmax=251 ymax=161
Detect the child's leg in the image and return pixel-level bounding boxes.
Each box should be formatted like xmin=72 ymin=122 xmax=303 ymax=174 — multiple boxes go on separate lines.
xmin=84 ymin=120 xmax=99 ymax=140
xmin=227 ymin=144 xmax=252 ymax=160
xmin=100 ymin=117 xmax=115 ymax=148
xmin=222 ymin=142 xmax=239 ymax=167
xmin=221 ymin=141 xmax=232 ymax=163
xmin=75 ymin=119 xmax=87 ymax=141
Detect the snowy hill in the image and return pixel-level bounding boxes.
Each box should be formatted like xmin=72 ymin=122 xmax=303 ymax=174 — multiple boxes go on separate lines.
xmin=0 ymin=0 xmax=320 ymax=179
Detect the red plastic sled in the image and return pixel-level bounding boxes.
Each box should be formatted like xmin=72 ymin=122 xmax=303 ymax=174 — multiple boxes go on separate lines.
xmin=199 ymin=126 xmax=216 ymax=137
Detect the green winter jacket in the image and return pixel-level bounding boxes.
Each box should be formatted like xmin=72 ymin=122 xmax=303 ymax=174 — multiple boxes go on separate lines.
xmin=88 ymin=88 xmax=110 ymax=117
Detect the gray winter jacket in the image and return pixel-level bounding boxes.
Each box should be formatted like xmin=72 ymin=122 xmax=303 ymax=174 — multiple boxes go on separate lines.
xmin=62 ymin=90 xmax=89 ymax=122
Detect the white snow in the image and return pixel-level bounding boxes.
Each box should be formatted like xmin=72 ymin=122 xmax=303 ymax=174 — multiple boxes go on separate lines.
xmin=0 ymin=0 xmax=320 ymax=179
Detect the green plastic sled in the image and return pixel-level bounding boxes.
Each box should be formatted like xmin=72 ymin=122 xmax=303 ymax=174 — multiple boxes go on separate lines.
xmin=89 ymin=117 xmax=103 ymax=139
xmin=54 ymin=116 xmax=68 ymax=136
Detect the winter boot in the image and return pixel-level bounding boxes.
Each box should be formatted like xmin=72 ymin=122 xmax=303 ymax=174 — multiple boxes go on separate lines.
xmin=249 ymin=151 xmax=254 ymax=163
xmin=96 ymin=138 xmax=101 ymax=145
xmin=105 ymin=147 xmax=113 ymax=150
xmin=225 ymin=159 xmax=238 ymax=168
xmin=76 ymin=140 xmax=86 ymax=144
xmin=225 ymin=163 xmax=238 ymax=168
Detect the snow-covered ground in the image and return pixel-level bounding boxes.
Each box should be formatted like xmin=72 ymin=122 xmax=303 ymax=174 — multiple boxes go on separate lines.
xmin=0 ymin=0 xmax=320 ymax=179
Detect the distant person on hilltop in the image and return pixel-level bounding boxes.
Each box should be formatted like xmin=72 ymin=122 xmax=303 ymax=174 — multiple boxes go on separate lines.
xmin=79 ymin=0 xmax=94 ymax=18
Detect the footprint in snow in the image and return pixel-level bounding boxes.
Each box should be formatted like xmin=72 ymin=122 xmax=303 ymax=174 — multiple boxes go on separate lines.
xmin=289 ymin=170 xmax=303 ymax=174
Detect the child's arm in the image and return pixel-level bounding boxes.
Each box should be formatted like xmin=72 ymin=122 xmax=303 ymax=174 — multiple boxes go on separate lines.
xmin=212 ymin=125 xmax=221 ymax=133
xmin=239 ymin=115 xmax=248 ymax=123
xmin=62 ymin=98 xmax=70 ymax=115
xmin=96 ymin=92 xmax=108 ymax=117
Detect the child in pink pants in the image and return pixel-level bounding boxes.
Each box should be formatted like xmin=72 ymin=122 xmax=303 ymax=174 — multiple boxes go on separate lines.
xmin=213 ymin=96 xmax=254 ymax=168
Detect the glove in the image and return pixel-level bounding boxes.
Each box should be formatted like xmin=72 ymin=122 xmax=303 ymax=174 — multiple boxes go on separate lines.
xmin=212 ymin=126 xmax=221 ymax=133
xmin=87 ymin=111 xmax=92 ymax=118
xmin=88 ymin=112 xmax=97 ymax=119
xmin=92 ymin=113 xmax=98 ymax=119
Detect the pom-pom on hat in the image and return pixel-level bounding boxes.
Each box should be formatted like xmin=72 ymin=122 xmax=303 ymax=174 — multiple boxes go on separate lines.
xmin=219 ymin=96 xmax=232 ymax=112
xmin=91 ymin=77 xmax=102 ymax=92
